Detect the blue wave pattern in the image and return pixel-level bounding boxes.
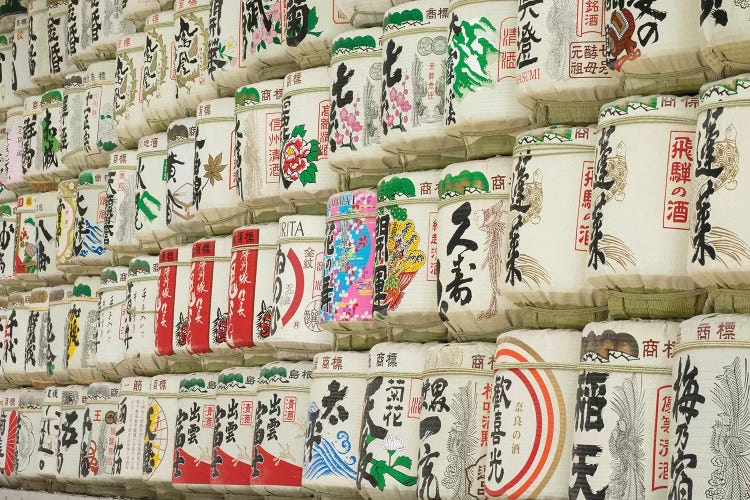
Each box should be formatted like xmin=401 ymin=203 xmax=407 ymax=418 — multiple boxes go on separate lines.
xmin=303 ymin=430 xmax=357 ymax=481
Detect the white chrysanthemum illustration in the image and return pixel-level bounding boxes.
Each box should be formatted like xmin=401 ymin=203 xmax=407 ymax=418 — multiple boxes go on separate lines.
xmin=381 ymin=434 xmax=405 ymax=453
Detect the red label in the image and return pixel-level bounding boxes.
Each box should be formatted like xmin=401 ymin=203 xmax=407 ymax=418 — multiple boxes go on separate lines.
xmin=576 ymin=161 xmax=595 ymax=252
xmin=282 ymin=396 xmax=296 ymax=422
xmin=662 ymin=130 xmax=694 ymax=231
xmin=4 ymin=411 xmax=16 ymax=477
xmin=652 ymin=385 xmax=671 ymax=491
xmin=188 ymin=240 xmax=216 ymax=354
xmin=154 ymin=247 xmax=178 ymax=356
xmin=576 ymin=0 xmax=604 ymax=36
xmin=227 ymin=228 xmax=259 ymax=348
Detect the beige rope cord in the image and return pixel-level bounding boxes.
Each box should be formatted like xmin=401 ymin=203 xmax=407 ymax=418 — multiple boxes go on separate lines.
xmin=158 ymin=261 xmax=191 ymax=267
xmin=311 ymin=371 xmax=370 ymax=379
xmin=195 ymin=116 xmax=234 ymax=125
xmin=126 ymin=275 xmax=159 ymax=284
xmin=137 ymin=149 xmax=168 ymax=158
xmin=231 ymin=243 xmax=278 ymax=252
xmin=596 ymin=116 xmax=697 ymax=133
xmin=494 ymin=361 xmax=582 ymax=372
xmin=367 ymin=370 xmax=424 ymax=379
xmin=377 ymin=197 xmax=436 ymax=208
xmin=577 ymin=361 xmax=672 ymax=375
xmin=72 ymin=296 xmax=100 ymax=303
xmin=276 ymin=236 xmax=325 ymax=245
xmin=257 ymin=384 xmax=311 ymax=392
xmin=672 ymin=339 xmax=750 ymax=355
xmin=190 ymin=255 xmax=231 ymax=263
xmin=325 ymin=212 xmax=376 ymax=223
xmin=331 ymin=50 xmax=380 ymax=65
xmin=421 ymin=367 xmax=493 ymax=377
xmin=98 ymin=298 xmax=127 ymax=313
xmin=283 ymin=86 xmax=330 ymax=98
xmin=235 ymin=102 xmax=282 ymax=112
xmin=382 ymin=26 xmax=447 ymax=41
xmin=437 ymin=192 xmax=507 ymax=209
xmin=167 ymin=138 xmax=197 ymax=148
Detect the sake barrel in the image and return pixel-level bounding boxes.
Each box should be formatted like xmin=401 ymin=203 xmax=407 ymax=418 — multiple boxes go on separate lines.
xmin=328 ymin=28 xmax=397 ymax=187
xmin=60 ymin=71 xmax=91 ymax=172
xmin=321 ymin=190 xmax=388 ymax=349
xmin=2 ymin=107 xmax=28 ymax=193
xmin=0 ymin=203 xmax=17 ymax=285
xmin=14 ymin=389 xmax=44 ymax=487
xmin=4 ymin=293 xmax=32 ymax=386
xmin=44 ymin=284 xmax=73 ymax=384
xmin=171 ymin=372 xmax=217 ymax=493
xmin=249 ymin=361 xmax=313 ymax=497
xmin=142 ymin=374 xmax=182 ymax=495
xmin=437 ymin=158 xmax=521 ymax=341
xmin=417 ymin=342 xmax=495 ymax=500
xmin=23 ymin=287 xmax=50 ymax=387
xmin=210 ymin=367 xmax=262 ymax=495
xmin=280 ymin=68 xmax=340 ymax=213
xmin=445 ymin=0 xmax=532 ymax=159
xmin=36 ymin=386 xmax=60 ymax=479
xmin=700 ymin=3 xmax=750 ymax=75
xmin=123 ymin=0 xmax=172 ymax=24
xmin=194 ymin=98 xmax=249 ymax=235
xmin=89 ymin=0 xmax=136 ymax=60
xmin=66 ymin=277 xmax=102 ymax=384
xmin=0 ymin=389 xmax=21 ymax=486
xmin=27 ymin=0 xmax=51 ymax=88
xmin=570 ymin=320 xmax=677 ymax=500
xmin=0 ymin=303 xmax=10 ymax=387
xmin=686 ymin=76 xmax=750 ymax=313
xmin=114 ymin=33 xmax=155 ymax=148
xmin=14 ymin=195 xmax=40 ymax=286
xmin=124 ymin=256 xmax=167 ymax=375
xmin=186 ymin=236 xmax=243 ymax=366
xmin=113 ymin=376 xmax=153 ymax=489
xmin=104 ymin=150 xmax=139 ymax=258
xmin=11 ymin=15 xmax=41 ymax=98
xmin=379 ymin=1 xmax=465 ymax=170
xmin=605 ymin=1 xmax=717 ymax=95
xmin=73 ymin=169 xmax=111 ymax=268
xmin=501 ymin=127 xmax=608 ymax=329
xmin=336 ymin=0 xmax=399 ymax=28
xmin=46 ymin=0 xmax=74 ymax=83
xmin=79 ymin=383 xmax=121 ymax=489
xmin=20 ymin=96 xmax=44 ymax=187
xmin=586 ymin=95 xmax=703 ymax=319
xmin=34 ymin=191 xmax=64 ymax=285
xmin=207 ymin=0 xmax=251 ymax=93
xmin=136 ymin=133 xmax=179 ymax=251
xmin=66 ymin=0 xmax=96 ymax=66
xmin=514 ymin=0 xmax=621 ymax=126
xmin=374 ymin=171 xmax=447 ymax=342
xmin=142 ymin=11 xmax=187 ymax=131
xmin=357 ymin=342 xmax=431 ymax=500
xmin=267 ymin=215 xmax=334 ymax=358
xmin=486 ymin=329 xmax=580 ymax=499
xmin=302 ymin=351 xmax=368 ymax=497
xmin=234 ymin=80 xmax=294 ymax=222
xmin=225 ymin=224 xmax=279 ymax=359
xmin=284 ymin=0 xmax=350 ymax=69
xmin=0 ymin=32 xmax=21 ymax=111
xmin=55 ymin=179 xmax=79 ymax=273
xmin=83 ymin=61 xmax=122 ymax=168
xmin=55 ymin=384 xmax=87 ymax=485
xmin=244 ymin=0 xmax=297 ymax=82
xmin=95 ymin=267 xmax=133 ymax=381
xmin=174 ymin=0 xmax=222 ymax=112
xmin=166 ymin=117 xmax=207 ymax=238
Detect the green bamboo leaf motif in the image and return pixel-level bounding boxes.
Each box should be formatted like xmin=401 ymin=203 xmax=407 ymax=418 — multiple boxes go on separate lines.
xmin=451 ymin=17 xmax=499 ymax=98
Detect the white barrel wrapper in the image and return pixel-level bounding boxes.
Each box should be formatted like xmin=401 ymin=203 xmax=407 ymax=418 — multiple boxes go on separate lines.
xmin=14 ymin=194 xmax=41 ymax=286
xmin=136 ymin=133 xmax=179 ymax=252
xmin=123 ymin=0 xmax=172 ymax=24
xmin=23 ymin=288 xmax=50 ymax=386
xmin=142 ymin=374 xmax=181 ymax=493
xmin=114 ymin=33 xmax=156 ymax=149
xmin=27 ymin=1 xmax=51 ymax=88
xmin=284 ymin=0 xmax=350 ymax=69
xmin=20 ymin=96 xmax=44 ymax=189
xmin=88 ymin=0 xmax=136 ymax=60
xmin=82 ymin=61 xmax=122 ymax=169
xmin=55 ymin=384 xmax=87 ymax=484
xmin=104 ymin=150 xmax=139 ymax=256
xmin=79 ymin=382 xmax=121 ymax=486
xmin=11 ymin=15 xmax=41 ymax=98
xmin=124 ymin=255 xmax=167 ymax=375
xmin=42 ymin=285 xmax=73 ymax=384
xmin=0 ymin=203 xmax=16 ymax=286
xmin=14 ymin=389 xmax=44 ymax=485
xmin=113 ymin=376 xmax=153 ymax=485
xmin=34 ymin=191 xmax=65 ymax=285
xmin=244 ymin=0 xmax=298 ymax=82
xmin=0 ymin=33 xmax=22 ymax=111
xmin=60 ymin=71 xmax=91 ymax=173
xmin=0 ymin=389 xmax=21 ymax=487
xmin=73 ymin=169 xmax=111 ymax=268
xmin=4 ymin=292 xmax=31 ymax=387
xmin=95 ymin=267 xmax=133 ymax=381
xmin=2 ymin=107 xmax=28 ymax=193
xmin=37 ymin=386 xmax=61 ymax=479
xmin=207 ymin=0 xmax=252 ymax=92
xmin=55 ymin=179 xmax=79 ymax=273
xmin=166 ymin=117 xmax=207 ymax=238
xmin=46 ymin=0 xmax=74 ymax=82
xmin=66 ymin=277 xmax=102 ymax=384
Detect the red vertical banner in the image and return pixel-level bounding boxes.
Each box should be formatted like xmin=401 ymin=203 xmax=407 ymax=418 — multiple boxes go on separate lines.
xmin=188 ymin=240 xmax=216 ymax=354
xmin=662 ymin=130 xmax=694 ymax=230
xmin=154 ymin=247 xmax=178 ymax=356
xmin=576 ymin=160 xmax=595 ymax=251
xmin=227 ymin=228 xmax=260 ymax=348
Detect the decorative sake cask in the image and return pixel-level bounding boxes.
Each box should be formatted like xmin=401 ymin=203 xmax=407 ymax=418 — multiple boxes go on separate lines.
xmin=37 ymin=386 xmax=61 ymax=479
xmin=437 ymin=158 xmax=521 ymax=341
xmin=114 ymin=33 xmax=156 ymax=148
xmin=33 ymin=191 xmax=64 ymax=284
xmin=266 ymin=215 xmax=334 ymax=359
xmin=2 ymin=107 xmax=28 ymax=194
xmin=124 ymin=256 xmax=167 ymax=375
xmin=321 ymin=190 xmax=388 ymax=349
xmin=0 ymin=32 xmax=22 ymax=111
xmin=95 ymin=267 xmax=134 ymax=381
xmin=0 ymin=203 xmax=16 ymax=287
xmin=328 ymin=28 xmax=396 ymax=187
xmin=244 ymin=0 xmax=298 ymax=82
xmin=514 ymin=0 xmax=622 ymax=125
xmin=45 ymin=0 xmax=73 ymax=83
xmin=73 ymin=169 xmax=111 ymax=269
xmin=605 ymin=0 xmax=717 ymax=95
xmin=302 ymin=351 xmax=368 ymax=497
xmin=55 ymin=179 xmax=79 ymax=274
xmin=88 ymin=0 xmax=136 ymax=60
xmin=284 ymin=0 xmax=350 ymax=69
xmin=14 ymin=389 xmax=44 ymax=489
xmin=55 ymin=385 xmax=87 ymax=485
xmin=570 ymin=320 xmax=677 ymax=500
xmin=43 ymin=285 xmax=74 ymax=384
xmin=11 ymin=15 xmax=41 ymax=98
xmin=0 ymin=389 xmax=20 ymax=487
xmin=486 ymin=329 xmax=580 ymax=499
xmin=79 ymin=383 xmax=122 ymax=491
xmin=123 ymin=0 xmax=172 ymax=24
xmin=27 ymin=0 xmax=51 ymax=88
xmin=4 ymin=292 xmax=31 ymax=387
xmin=249 ymin=361 xmax=313 ymax=497
xmin=501 ymin=127 xmax=608 ymax=329
xmin=418 ymin=342 xmax=495 ymax=500
xmin=142 ymin=374 xmax=182 ymax=496
xmin=337 ymin=0 xmax=402 ymax=28
xmin=379 ymin=1 xmax=465 ymax=170
xmin=207 ymin=0 xmax=252 ymax=93
xmin=586 ymin=95 xmax=703 ymax=319
xmin=104 ymin=150 xmax=139 ymax=259
xmin=83 ymin=61 xmax=122 ymax=168
xmin=166 ymin=117 xmax=207 ymax=238
xmin=65 ymin=277 xmax=102 ymax=384
xmin=20 ymin=96 xmax=44 ymax=188
xmin=279 ymin=67 xmax=341 ymax=214
xmin=234 ymin=80 xmax=294 ymax=221
xmin=357 ymin=342 xmax=432 ymax=500
xmin=23 ymin=287 xmax=50 ymax=387
xmin=67 ymin=0 xmax=96 ymax=65
xmin=60 ymin=71 xmax=91 ymax=173
xmin=193 ymin=98 xmax=249 ymax=235
xmin=445 ymin=0 xmax=531 ymax=159
xmin=14 ymin=194 xmax=41 ymax=286
xmin=700 ymin=3 xmax=750 ymax=76
xmin=374 ymin=171 xmax=448 ymax=342
xmin=113 ymin=376 xmax=154 ymax=495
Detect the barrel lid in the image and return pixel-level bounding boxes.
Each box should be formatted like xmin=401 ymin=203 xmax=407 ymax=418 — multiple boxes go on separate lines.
xmin=77 ymin=168 xmax=107 ymax=186
xmin=137 ymin=133 xmax=168 ymax=154
xmin=439 ymin=157 xmax=512 ymax=200
xmin=515 ymin=126 xmax=596 ymax=155
xmin=598 ymin=95 xmax=699 ymax=127
xmin=41 ymin=89 xmax=63 ymax=106
xmin=312 ymin=351 xmax=369 ymax=375
xmin=368 ymin=342 xmax=434 ymax=375
xmin=167 ymin=118 xmax=197 ymax=144
xmin=496 ymin=329 xmax=581 ymax=365
xmin=128 ymin=256 xmax=159 ymax=278
xmin=217 ymin=367 xmax=262 ymax=394
xmin=60 ymin=385 xmax=87 ymax=408
xmin=424 ymin=342 xmax=495 ymax=372
xmin=72 ymin=276 xmax=101 ymax=297
xmin=378 ymin=170 xmax=441 ymax=203
xmin=86 ymin=382 xmax=121 ymax=403
xmin=192 ymin=236 xmax=232 ymax=260
xmin=117 ymin=32 xmax=147 ymax=52
xmin=178 ymin=372 xmax=218 ymax=396
xmin=331 ymin=27 xmax=382 ymax=61
xmin=18 ymin=389 xmax=43 ymax=409
xmin=48 ymin=284 xmax=74 ymax=304
xmin=159 ymin=244 xmax=192 ymax=265
xmin=327 ymin=189 xmax=377 ymax=218
xmin=64 ymin=71 xmax=89 ymax=89
xmin=699 ymin=74 xmax=750 ymax=109
xmin=383 ymin=0 xmax=450 ymax=35
xmin=196 ymin=98 xmax=235 ymax=121
xmin=257 ymin=361 xmax=313 ymax=389
xmin=100 ymin=266 xmax=129 ymax=288
xmin=145 ymin=9 xmax=174 ymax=27
xmin=120 ymin=376 xmax=152 ymax=395
xmin=28 ymin=287 xmax=50 ymax=306
xmin=235 ymin=80 xmax=284 ymax=109
xmin=278 ymin=215 xmax=326 ymax=242
xmin=283 ymin=67 xmax=329 ymax=94
xmin=86 ymin=60 xmax=117 ymax=84
xmin=109 ymin=149 xmax=139 ymax=169
xmin=580 ymin=320 xmax=677 ymax=369
xmin=231 ymin=223 xmax=279 ymax=250
xmin=148 ymin=374 xmax=183 ymax=395
xmin=34 ymin=190 xmax=58 ymax=216
xmin=677 ymin=314 xmax=750 ymax=350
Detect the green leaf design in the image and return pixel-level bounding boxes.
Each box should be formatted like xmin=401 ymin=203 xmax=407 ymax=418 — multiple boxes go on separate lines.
xmin=299 ymin=163 xmax=317 ymax=186
xmin=291 ymin=124 xmax=306 ymax=138
xmin=392 ymin=455 xmax=412 ymax=469
xmin=308 ymin=6 xmax=320 ymax=37
xmin=307 ymin=138 xmax=320 ymax=162
xmin=365 ymin=434 xmax=375 ymax=445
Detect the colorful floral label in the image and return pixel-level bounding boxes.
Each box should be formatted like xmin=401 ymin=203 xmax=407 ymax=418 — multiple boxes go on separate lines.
xmin=280 ymin=100 xmax=323 ymax=188
xmin=244 ymin=0 xmax=284 ymax=57
xmin=15 ymin=197 xmax=36 ymax=275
